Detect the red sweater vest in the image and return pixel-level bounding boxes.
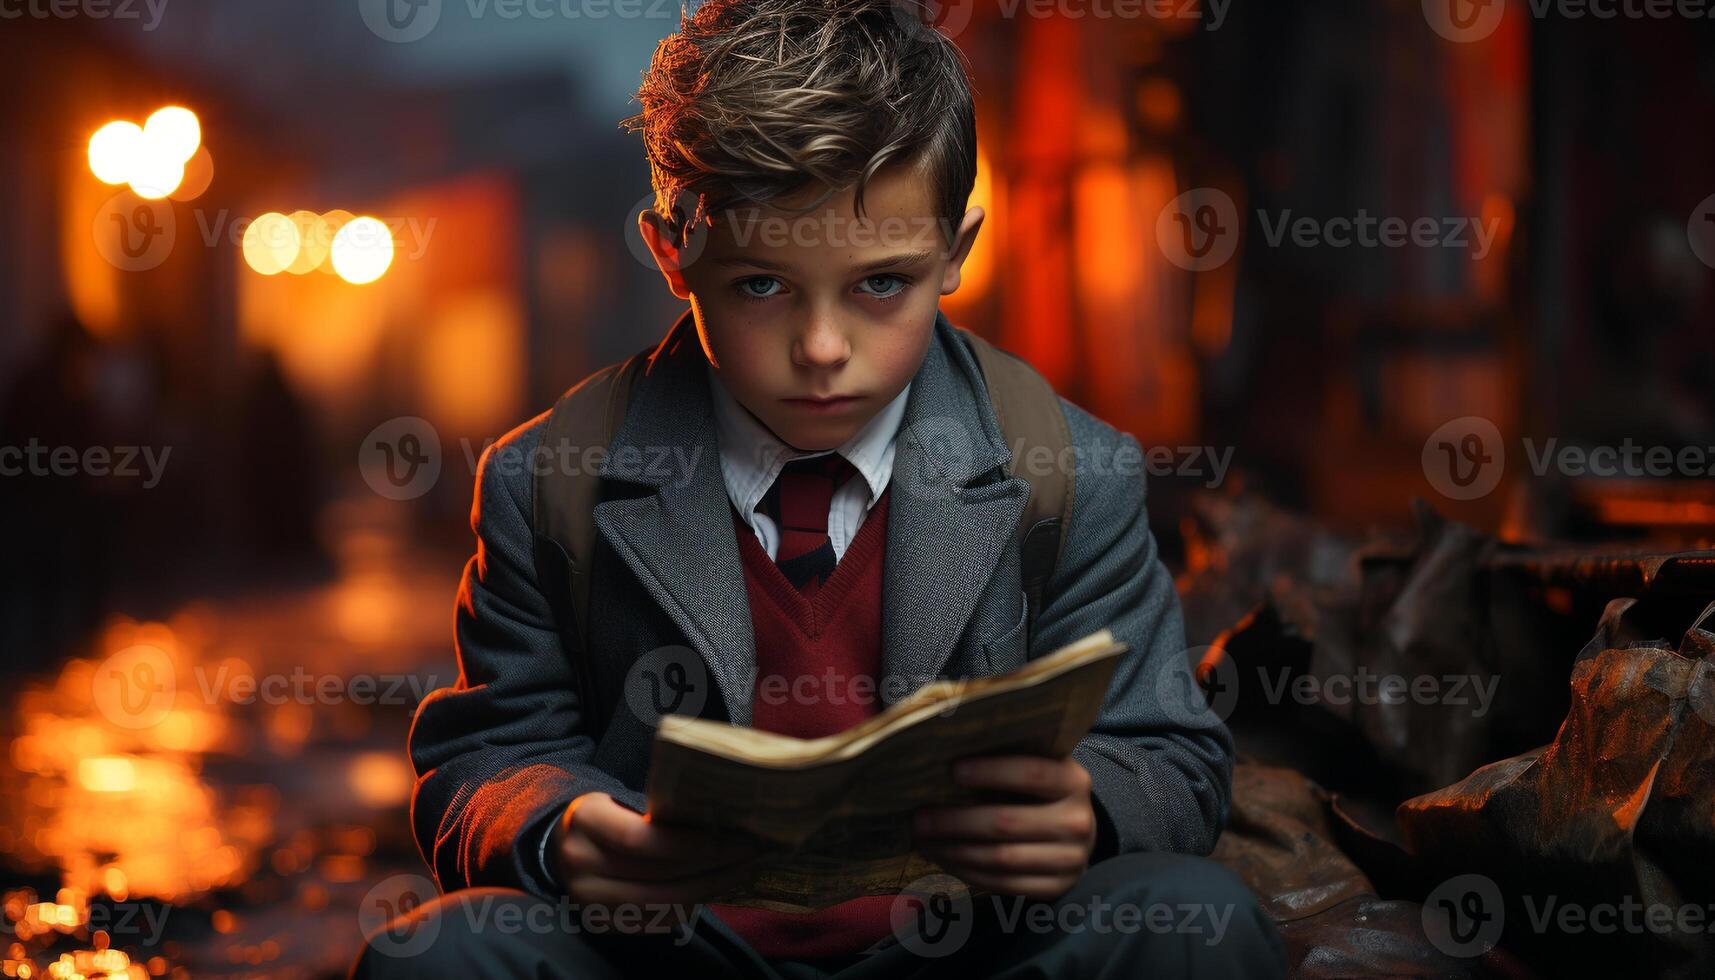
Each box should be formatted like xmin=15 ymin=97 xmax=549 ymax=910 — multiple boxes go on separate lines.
xmin=708 ymin=487 xmax=895 ymax=959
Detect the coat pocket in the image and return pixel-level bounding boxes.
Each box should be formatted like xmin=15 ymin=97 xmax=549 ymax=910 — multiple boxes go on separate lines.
xmin=982 ymin=591 xmax=1030 ymax=674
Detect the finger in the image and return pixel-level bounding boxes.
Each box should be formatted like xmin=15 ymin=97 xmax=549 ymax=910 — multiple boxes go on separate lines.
xmin=919 ymin=840 xmax=1089 ymax=876
xmin=574 ymin=799 xmax=762 ymax=864
xmin=561 ymin=831 xmax=766 ymax=882
xmin=914 ymin=801 xmax=1088 ymax=842
xmin=951 ymin=755 xmax=1091 ymax=801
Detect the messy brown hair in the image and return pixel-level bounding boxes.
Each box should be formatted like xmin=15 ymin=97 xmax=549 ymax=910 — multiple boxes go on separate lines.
xmin=622 ymin=0 xmax=978 ymax=249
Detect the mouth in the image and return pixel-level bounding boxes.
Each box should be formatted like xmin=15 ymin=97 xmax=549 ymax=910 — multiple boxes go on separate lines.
xmin=781 ymin=394 xmax=864 ymax=413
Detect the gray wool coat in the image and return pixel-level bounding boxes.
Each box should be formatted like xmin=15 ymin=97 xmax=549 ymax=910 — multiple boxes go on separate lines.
xmin=408 ymin=308 xmax=1235 ymax=899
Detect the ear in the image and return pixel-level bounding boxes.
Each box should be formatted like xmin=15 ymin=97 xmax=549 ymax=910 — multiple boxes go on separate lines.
xmin=938 ymin=206 xmax=986 ymax=296
xmin=639 ymin=208 xmax=693 ymax=300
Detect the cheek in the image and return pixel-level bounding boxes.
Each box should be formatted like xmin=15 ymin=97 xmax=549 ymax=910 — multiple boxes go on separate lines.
xmin=701 ymin=317 xmax=779 ymax=395
xmin=862 ymin=318 xmax=936 ymax=383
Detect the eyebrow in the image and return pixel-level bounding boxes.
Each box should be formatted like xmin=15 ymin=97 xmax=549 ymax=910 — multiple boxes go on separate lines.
xmin=712 ymin=249 xmax=937 ymax=275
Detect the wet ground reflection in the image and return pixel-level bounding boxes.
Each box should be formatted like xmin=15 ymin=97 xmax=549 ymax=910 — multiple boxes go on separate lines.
xmin=1 ymin=506 xmax=459 ymax=978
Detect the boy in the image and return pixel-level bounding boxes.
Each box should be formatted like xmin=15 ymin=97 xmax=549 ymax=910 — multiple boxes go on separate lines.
xmin=355 ymin=1 xmax=1283 ymax=977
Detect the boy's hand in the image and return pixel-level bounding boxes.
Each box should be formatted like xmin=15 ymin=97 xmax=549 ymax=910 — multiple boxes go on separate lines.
xmin=912 ymin=755 xmax=1098 ymax=901
xmin=550 ymin=792 xmax=767 ymax=910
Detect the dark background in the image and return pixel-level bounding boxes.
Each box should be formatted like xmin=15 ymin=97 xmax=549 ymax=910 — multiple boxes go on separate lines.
xmin=0 ymin=1 xmax=1711 ymax=976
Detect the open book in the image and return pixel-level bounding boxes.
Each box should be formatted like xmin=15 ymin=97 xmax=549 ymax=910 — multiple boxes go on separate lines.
xmin=643 ymin=629 xmax=1127 ymax=913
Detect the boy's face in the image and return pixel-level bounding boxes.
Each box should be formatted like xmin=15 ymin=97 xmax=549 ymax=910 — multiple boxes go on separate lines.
xmin=639 ymin=163 xmax=985 ymax=452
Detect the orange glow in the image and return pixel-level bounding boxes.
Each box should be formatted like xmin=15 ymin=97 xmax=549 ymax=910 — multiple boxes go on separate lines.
xmin=61 ymin=174 xmax=122 ymax=337
xmin=285 ymin=210 xmax=332 ymax=275
xmin=1135 ymin=78 xmax=1182 ymax=133
xmin=168 ymin=145 xmax=214 ymax=202
xmin=141 ymin=107 xmax=199 ymax=161
xmin=1474 ymin=193 xmax=1516 ymax=300
xmin=1074 ymin=158 xmax=1136 ymax=308
xmin=421 ymin=289 xmax=524 ymax=433
xmin=347 ymin=752 xmax=412 ymax=808
xmin=238 ymin=172 xmax=522 ymax=435
xmin=86 ymin=107 xmax=201 ymax=200
xmin=126 ymin=151 xmax=183 ymax=200
xmin=1074 ymin=150 xmax=1202 ymax=444
xmin=87 ymin=121 xmax=142 ymax=185
xmin=101 ymin=867 xmax=128 ymax=902
xmin=331 ymin=216 xmax=394 ymax=284
xmin=3 ymin=619 xmax=259 ymax=912
xmin=316 ymin=210 xmax=355 ymax=275
xmin=75 ymin=757 xmax=137 ymax=793
xmin=1003 ymin=13 xmax=1082 ymax=386
xmin=941 ymin=140 xmax=997 ymax=318
xmin=242 ymin=212 xmax=300 ymax=276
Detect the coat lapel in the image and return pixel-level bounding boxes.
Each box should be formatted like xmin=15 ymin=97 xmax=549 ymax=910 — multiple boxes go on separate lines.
xmin=592 ymin=309 xmax=760 ymax=725
xmin=880 ymin=312 xmax=1029 ymax=702
xmin=593 ymin=308 xmax=1028 ymax=724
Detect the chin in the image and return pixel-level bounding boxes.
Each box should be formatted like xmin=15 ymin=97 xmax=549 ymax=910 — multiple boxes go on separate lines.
xmin=768 ymin=418 xmax=862 ymax=453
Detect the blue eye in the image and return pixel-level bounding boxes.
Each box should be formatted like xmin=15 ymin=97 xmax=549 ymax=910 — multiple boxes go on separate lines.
xmin=736 ymin=277 xmax=782 ymax=301
xmin=859 ymin=275 xmax=908 ymax=300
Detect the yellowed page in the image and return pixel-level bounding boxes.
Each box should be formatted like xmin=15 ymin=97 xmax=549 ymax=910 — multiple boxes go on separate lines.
xmin=644 ymin=630 xmax=1126 ymax=912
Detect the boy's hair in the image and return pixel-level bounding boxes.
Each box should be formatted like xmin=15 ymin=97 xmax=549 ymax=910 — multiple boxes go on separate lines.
xmin=622 ymin=0 xmax=978 ymax=248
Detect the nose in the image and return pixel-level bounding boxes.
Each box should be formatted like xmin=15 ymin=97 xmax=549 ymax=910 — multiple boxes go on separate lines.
xmin=791 ymin=314 xmax=851 ymax=370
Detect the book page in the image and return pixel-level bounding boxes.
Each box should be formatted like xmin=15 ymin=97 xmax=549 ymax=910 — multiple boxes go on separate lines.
xmin=645 ymin=631 xmax=1125 ymax=911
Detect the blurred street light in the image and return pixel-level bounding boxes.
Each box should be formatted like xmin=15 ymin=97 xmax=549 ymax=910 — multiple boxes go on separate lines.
xmin=85 ymin=106 xmax=205 ymax=200
xmin=331 ymin=216 xmax=394 ymax=284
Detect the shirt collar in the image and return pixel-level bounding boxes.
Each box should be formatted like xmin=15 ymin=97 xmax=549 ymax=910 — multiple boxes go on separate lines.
xmin=706 ymin=361 xmax=911 ymax=519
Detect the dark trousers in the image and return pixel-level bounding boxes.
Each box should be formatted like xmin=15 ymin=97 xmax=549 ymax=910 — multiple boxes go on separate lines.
xmin=350 ymin=852 xmax=1286 ymax=979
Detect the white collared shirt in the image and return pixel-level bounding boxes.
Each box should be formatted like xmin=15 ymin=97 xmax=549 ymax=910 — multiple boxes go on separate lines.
xmin=706 ymin=362 xmax=910 ymax=562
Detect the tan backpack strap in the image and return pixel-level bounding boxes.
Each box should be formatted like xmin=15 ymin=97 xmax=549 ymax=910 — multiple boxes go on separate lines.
xmin=958 ymin=328 xmax=1075 ymax=641
xmin=533 ymin=351 xmax=649 ymax=674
